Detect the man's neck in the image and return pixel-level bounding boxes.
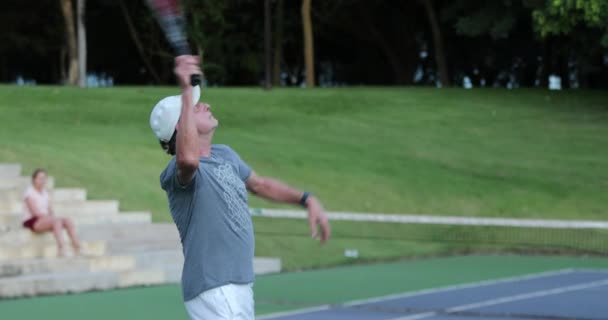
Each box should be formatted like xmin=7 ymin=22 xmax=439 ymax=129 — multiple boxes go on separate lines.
xmin=198 ymin=133 xmax=213 ymax=157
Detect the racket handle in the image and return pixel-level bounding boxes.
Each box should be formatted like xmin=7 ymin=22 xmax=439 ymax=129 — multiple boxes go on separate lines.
xmin=190 ymin=74 xmax=201 ymax=86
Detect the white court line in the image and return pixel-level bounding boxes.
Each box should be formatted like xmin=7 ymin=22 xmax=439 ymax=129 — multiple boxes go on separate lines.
xmin=342 ymin=268 xmax=575 ymax=307
xmin=257 ymin=268 xmax=575 ymax=319
xmin=388 ymin=278 xmax=608 ymax=320
xmin=257 ymin=305 xmax=331 ymax=320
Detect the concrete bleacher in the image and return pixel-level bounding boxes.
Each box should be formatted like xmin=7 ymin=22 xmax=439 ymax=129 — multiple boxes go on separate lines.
xmin=0 ymin=163 xmax=281 ymax=298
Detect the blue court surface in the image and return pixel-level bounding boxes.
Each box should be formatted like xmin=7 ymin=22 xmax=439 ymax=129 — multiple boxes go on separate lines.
xmin=258 ymin=269 xmax=608 ymax=320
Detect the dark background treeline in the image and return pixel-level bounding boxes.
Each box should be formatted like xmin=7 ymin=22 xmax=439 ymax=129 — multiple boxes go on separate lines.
xmin=1 ymin=0 xmax=606 ymax=88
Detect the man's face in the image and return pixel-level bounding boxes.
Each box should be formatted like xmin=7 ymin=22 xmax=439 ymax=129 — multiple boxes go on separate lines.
xmin=194 ymin=102 xmax=218 ymax=134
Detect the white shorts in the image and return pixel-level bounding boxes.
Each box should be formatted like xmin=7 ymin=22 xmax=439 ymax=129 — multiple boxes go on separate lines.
xmin=184 ymin=283 xmax=254 ymax=320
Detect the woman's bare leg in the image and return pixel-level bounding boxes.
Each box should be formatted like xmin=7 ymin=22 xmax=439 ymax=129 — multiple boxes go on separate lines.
xmin=61 ymin=218 xmax=81 ymax=254
xmin=33 ymin=216 xmax=65 ymax=256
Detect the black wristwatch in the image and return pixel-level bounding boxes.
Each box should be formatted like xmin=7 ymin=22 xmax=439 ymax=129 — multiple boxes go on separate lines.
xmin=299 ymin=192 xmax=311 ymax=207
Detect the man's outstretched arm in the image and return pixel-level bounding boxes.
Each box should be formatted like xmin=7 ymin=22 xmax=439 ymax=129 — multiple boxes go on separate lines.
xmin=246 ymin=172 xmax=331 ymax=243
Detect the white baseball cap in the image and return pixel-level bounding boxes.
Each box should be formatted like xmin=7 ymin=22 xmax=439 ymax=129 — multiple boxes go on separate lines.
xmin=150 ymin=85 xmax=201 ymax=142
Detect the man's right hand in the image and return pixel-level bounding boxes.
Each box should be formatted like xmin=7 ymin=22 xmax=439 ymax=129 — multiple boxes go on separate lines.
xmin=174 ymin=55 xmax=201 ymax=89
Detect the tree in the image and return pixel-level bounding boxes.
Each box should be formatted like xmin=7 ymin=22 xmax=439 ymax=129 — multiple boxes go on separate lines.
xmin=185 ymin=0 xmax=229 ymax=84
xmin=528 ymin=0 xmax=608 ymax=87
xmin=264 ymin=0 xmax=272 ymax=89
xmin=441 ymin=0 xmax=537 ymax=86
xmin=273 ymin=0 xmax=284 ymax=86
xmin=77 ymin=0 xmax=86 ymax=87
xmin=309 ymin=1 xmax=422 ymax=85
xmin=0 ymin=0 xmax=64 ymax=83
xmin=118 ymin=0 xmax=161 ymax=84
xmin=352 ymin=1 xmax=421 ymax=84
xmin=420 ymin=0 xmax=450 ymax=86
xmin=531 ymin=0 xmax=608 ymax=47
xmin=1 ymin=0 xmax=606 ymax=87
xmin=445 ymin=1 xmax=521 ymax=39
xmin=301 ymin=0 xmax=315 ymax=87
xmin=60 ymin=0 xmax=78 ymax=85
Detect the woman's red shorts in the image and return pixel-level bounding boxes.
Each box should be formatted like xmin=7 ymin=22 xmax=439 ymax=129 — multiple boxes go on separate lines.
xmin=22 ymin=217 xmax=39 ymax=231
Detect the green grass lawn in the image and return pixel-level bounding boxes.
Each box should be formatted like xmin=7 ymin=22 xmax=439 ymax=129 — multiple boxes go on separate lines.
xmin=1 ymin=85 xmax=607 ymax=270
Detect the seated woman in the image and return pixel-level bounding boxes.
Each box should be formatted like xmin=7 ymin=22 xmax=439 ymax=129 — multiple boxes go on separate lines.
xmin=22 ymin=168 xmax=81 ymax=257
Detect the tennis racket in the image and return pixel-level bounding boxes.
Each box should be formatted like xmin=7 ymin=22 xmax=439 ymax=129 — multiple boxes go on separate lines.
xmin=146 ymin=0 xmax=201 ymax=86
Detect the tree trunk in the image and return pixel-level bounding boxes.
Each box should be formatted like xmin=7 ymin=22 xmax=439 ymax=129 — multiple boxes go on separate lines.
xmin=558 ymin=53 xmax=570 ymax=89
xmin=118 ymin=0 xmax=161 ymax=84
xmin=273 ymin=0 xmax=284 ymax=86
xmin=77 ymin=0 xmax=86 ymax=87
xmin=197 ymin=45 xmax=204 ymax=65
xmin=422 ymin=0 xmax=450 ymax=87
xmin=301 ymin=0 xmax=315 ymax=87
xmin=264 ymin=0 xmax=272 ymax=90
xmin=60 ymin=0 xmax=78 ymax=85
xmin=357 ymin=8 xmax=409 ymax=84
xmin=60 ymin=47 xmax=67 ymax=82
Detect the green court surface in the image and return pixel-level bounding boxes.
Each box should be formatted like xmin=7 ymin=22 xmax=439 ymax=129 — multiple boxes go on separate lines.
xmin=1 ymin=255 xmax=608 ymax=319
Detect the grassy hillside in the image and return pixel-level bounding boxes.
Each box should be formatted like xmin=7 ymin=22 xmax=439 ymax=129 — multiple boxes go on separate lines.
xmin=1 ymin=85 xmax=606 ymax=269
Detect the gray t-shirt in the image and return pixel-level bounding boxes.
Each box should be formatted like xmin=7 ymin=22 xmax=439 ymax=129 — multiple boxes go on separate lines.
xmin=160 ymin=144 xmax=254 ymax=301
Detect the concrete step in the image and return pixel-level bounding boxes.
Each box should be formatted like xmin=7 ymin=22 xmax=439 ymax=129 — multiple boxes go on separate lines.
xmin=0 ymin=268 xmax=166 ymax=298
xmin=0 ymin=257 xmax=89 ymax=278
xmin=0 ymin=186 xmax=89 ymax=215
xmin=0 ymin=213 xmax=21 ymax=228
xmin=254 ymin=257 xmax=282 ymax=275
xmin=0 ymin=164 xmax=21 ymax=178
xmin=130 ymin=250 xmax=183 ymax=283
xmin=0 ymin=219 xmax=160 ymax=248
xmin=88 ymin=255 xmax=137 ymax=272
xmin=0 ymin=187 xmax=21 ymax=214
xmin=92 ymin=211 xmax=152 ymax=224
xmin=0 ymin=186 xmax=87 ymax=204
xmin=54 ymin=200 xmax=119 ymax=215
xmin=0 ymin=221 xmax=169 ymax=245
xmin=0 ymin=241 xmax=106 ymax=260
xmin=129 ymin=250 xmax=281 ymax=275
xmin=127 ymin=251 xmax=281 ymax=281
xmin=0 ymin=271 xmax=118 ymax=298
xmin=52 ymin=188 xmax=87 ymax=202
xmin=0 ymin=211 xmax=152 ymax=230
xmin=0 ymin=233 xmax=176 ymax=253
xmin=0 ymin=255 xmax=136 ymax=278
xmin=0 ymin=176 xmax=54 ymax=191
xmin=104 ymin=239 xmax=181 ymax=254
xmin=78 ymin=223 xmax=178 ymax=242
xmin=118 ymin=269 xmax=166 ymax=288
xmin=107 ymin=249 xmax=279 ymax=283
xmin=0 ymin=229 xmax=53 ymax=244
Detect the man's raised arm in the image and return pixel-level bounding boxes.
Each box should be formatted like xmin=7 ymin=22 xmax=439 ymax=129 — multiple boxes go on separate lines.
xmin=174 ymin=55 xmax=202 ymax=185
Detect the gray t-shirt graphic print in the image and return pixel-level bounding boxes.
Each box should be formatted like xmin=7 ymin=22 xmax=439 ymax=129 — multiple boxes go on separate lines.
xmin=160 ymin=144 xmax=254 ymax=301
xmin=212 ymin=162 xmax=251 ymax=232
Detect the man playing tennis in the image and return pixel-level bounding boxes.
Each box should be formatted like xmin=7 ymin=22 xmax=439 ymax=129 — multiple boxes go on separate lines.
xmin=150 ymin=55 xmax=331 ymax=320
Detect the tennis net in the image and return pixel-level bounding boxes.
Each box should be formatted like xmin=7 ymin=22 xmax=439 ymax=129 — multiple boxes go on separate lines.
xmin=252 ymin=209 xmax=608 ymax=255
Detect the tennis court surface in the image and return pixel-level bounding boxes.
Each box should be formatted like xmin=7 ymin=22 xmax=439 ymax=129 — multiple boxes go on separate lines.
xmin=259 ymin=269 xmax=608 ymax=320
xmin=2 ymin=256 xmax=608 ymax=320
